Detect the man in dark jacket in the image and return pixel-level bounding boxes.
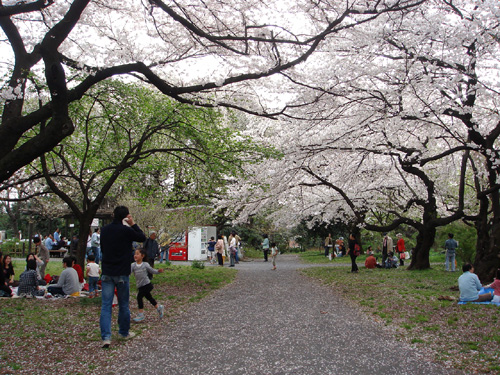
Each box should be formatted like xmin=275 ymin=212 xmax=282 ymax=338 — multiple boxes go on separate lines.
xmin=143 ymin=231 xmax=159 ymax=279
xmin=99 ymin=206 xmax=146 ymax=348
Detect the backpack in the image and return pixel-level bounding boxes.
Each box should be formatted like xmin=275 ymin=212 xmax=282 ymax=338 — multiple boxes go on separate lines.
xmin=354 ymin=244 xmax=361 ymax=256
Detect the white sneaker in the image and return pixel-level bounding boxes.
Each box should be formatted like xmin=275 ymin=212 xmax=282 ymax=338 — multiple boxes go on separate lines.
xmin=133 ymin=314 xmax=145 ymax=322
xmin=157 ymin=305 xmax=164 ymax=319
xmin=102 ymin=339 xmax=111 ymax=348
xmin=120 ymin=332 xmax=136 ymax=340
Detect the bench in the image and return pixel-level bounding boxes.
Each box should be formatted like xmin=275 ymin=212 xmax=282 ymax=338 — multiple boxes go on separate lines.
xmin=50 ymin=248 xmax=68 ymax=258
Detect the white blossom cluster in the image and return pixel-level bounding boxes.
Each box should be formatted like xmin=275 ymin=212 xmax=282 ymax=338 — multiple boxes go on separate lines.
xmin=217 ymin=0 xmax=500 ymax=230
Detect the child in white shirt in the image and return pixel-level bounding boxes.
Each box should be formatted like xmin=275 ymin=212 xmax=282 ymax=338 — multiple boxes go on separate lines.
xmin=86 ymin=254 xmax=101 ymax=298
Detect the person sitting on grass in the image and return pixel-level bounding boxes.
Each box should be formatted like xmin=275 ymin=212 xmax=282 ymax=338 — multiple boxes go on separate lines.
xmin=0 ymin=252 xmax=13 ymax=297
xmin=484 ymin=269 xmax=500 ymax=303
xmin=18 ymin=259 xmax=45 ymax=297
xmin=365 ymin=253 xmax=377 ymax=269
xmin=366 ymin=246 xmax=374 ymax=256
xmin=458 ymin=263 xmax=493 ymax=303
xmin=25 ymin=253 xmax=47 ymax=286
xmin=385 ymin=252 xmax=398 ymax=269
xmin=70 ymin=255 xmax=84 ymax=290
xmin=47 ymin=257 xmax=80 ymax=296
xmin=2 ymin=254 xmax=18 ymax=287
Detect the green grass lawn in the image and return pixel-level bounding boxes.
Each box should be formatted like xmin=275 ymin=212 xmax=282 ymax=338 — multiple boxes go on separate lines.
xmin=1 ymin=259 xmax=236 ymax=374
xmin=299 ymin=249 xmax=446 ymax=265
xmin=301 ymin=262 xmax=500 ymax=374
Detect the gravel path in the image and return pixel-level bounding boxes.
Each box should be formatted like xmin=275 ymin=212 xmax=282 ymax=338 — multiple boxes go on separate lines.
xmin=100 ymin=254 xmax=463 ymax=375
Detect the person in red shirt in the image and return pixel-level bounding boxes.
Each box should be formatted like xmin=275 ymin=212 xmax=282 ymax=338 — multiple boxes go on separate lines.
xmin=365 ymin=254 xmax=377 ymax=269
xmin=395 ymin=233 xmax=406 ymax=267
xmin=70 ymin=255 xmax=84 ymax=285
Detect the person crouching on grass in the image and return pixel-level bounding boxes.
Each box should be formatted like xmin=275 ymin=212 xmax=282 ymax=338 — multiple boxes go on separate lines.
xmin=131 ymin=248 xmax=164 ymax=322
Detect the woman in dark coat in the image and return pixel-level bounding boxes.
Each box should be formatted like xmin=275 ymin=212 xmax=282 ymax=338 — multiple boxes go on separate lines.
xmin=347 ymin=233 xmax=359 ymax=273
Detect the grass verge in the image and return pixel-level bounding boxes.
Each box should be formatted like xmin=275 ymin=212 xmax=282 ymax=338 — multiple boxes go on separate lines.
xmin=299 ymin=249 xmax=446 ymax=264
xmin=0 ymin=260 xmax=236 ymax=375
xmin=301 ymin=264 xmax=500 ymax=374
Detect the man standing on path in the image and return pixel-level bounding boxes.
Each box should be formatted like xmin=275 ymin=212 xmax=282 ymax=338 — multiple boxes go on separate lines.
xmin=445 ymin=233 xmax=458 ymax=272
xmin=324 ymin=233 xmax=333 ymax=257
xmin=100 ymin=206 xmax=146 ymax=348
xmin=91 ymin=228 xmax=101 ymax=264
xmin=382 ymin=232 xmax=393 ymax=265
xmin=144 ymin=231 xmax=160 ymax=279
xmin=230 ymin=231 xmax=241 ymax=263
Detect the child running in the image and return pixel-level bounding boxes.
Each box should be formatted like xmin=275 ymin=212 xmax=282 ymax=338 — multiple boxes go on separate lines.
xmin=270 ymin=242 xmax=278 ymax=270
xmin=131 ymin=248 xmax=164 ymax=322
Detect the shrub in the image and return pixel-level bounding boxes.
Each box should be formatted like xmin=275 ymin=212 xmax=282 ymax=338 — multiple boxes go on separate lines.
xmin=191 ymin=260 xmax=205 ymax=269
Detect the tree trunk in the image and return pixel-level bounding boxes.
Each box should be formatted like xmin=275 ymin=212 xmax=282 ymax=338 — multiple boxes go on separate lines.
xmin=473 ymin=192 xmax=500 ymax=282
xmin=76 ymin=215 xmax=93 ymax=269
xmin=4 ymin=202 xmax=19 ymax=238
xmin=407 ymin=225 xmax=436 ymax=270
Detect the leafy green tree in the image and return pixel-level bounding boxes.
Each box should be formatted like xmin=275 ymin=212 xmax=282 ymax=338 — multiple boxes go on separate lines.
xmin=32 ymin=81 xmax=275 ymax=266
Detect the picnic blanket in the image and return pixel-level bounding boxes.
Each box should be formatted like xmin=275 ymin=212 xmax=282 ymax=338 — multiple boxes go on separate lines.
xmin=458 ymin=288 xmax=500 ymax=305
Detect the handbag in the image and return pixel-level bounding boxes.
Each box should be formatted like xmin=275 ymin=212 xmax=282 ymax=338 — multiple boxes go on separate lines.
xmin=404 ymin=251 xmax=410 ymax=259
xmin=354 ymin=244 xmax=361 ymax=256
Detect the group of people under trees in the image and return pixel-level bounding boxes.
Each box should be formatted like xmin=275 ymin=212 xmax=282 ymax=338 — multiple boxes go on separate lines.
xmin=322 ymin=230 xmax=500 ymax=304
xmin=323 ymin=232 xmax=407 ymax=273
xmin=0 ymin=206 xmax=166 ymax=348
xmin=206 ymin=232 xmax=243 ymax=268
xmin=3 ymin=209 xmax=499 ymax=351
xmin=0 ymin=250 xmax=86 ymax=298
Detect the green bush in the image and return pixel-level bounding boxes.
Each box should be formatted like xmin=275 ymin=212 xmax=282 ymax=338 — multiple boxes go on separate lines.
xmin=191 ymin=260 xmax=205 ymax=269
xmin=0 ymin=240 xmax=29 ymax=257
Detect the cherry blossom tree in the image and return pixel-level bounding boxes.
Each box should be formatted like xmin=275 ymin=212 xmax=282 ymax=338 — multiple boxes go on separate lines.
xmin=0 ymin=0 xmax=426 ymax=184
xmin=219 ymin=0 xmax=500 ymax=276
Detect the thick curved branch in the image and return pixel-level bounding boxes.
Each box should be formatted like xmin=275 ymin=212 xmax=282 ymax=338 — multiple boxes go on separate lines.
xmin=0 ymin=0 xmax=53 ymax=16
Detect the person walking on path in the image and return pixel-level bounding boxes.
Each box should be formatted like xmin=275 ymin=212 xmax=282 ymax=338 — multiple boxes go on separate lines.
xmin=347 ymin=233 xmax=360 ymax=273
xmin=90 ymin=228 xmax=101 ymax=264
xmin=270 ymin=242 xmax=278 ymax=270
xmin=222 ymin=235 xmax=229 ymax=263
xmin=100 ymin=206 xmax=146 ymax=348
xmin=324 ymin=233 xmax=333 ymax=257
xmin=445 ymin=233 xmax=458 ymax=272
xmin=228 ymin=232 xmax=242 ymax=263
xmin=382 ymin=232 xmax=393 ymax=265
xmin=261 ymin=234 xmax=270 ymax=262
xmin=395 ymin=233 xmax=406 ymax=267
xmin=229 ymin=235 xmax=237 ymax=267
xmin=144 ymin=231 xmax=160 ymax=279
xmin=215 ymin=235 xmax=224 ymax=266
xmin=131 ymin=248 xmax=164 ymax=322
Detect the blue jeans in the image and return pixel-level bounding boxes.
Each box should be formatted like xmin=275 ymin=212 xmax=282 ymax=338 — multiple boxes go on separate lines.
xmin=88 ymin=276 xmax=99 ymax=294
xmin=445 ymin=251 xmax=456 ymax=271
xmin=91 ymin=246 xmax=101 ymax=264
xmin=100 ymin=275 xmax=130 ymax=340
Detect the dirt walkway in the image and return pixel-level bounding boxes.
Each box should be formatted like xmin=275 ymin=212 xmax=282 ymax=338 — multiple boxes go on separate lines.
xmin=97 ymin=254 xmax=463 ymax=375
